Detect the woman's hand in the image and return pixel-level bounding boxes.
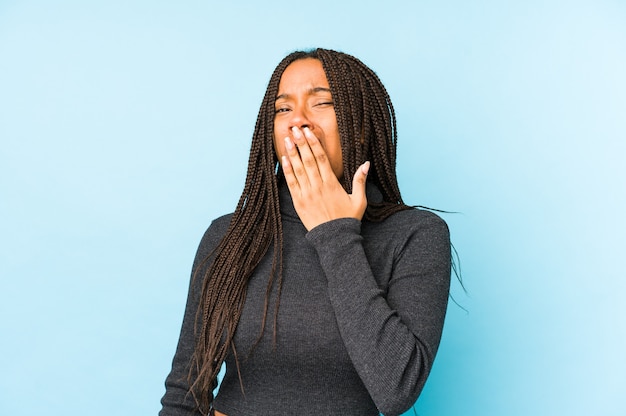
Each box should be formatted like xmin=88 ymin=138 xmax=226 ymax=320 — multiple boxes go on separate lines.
xmin=280 ymin=126 xmax=370 ymax=231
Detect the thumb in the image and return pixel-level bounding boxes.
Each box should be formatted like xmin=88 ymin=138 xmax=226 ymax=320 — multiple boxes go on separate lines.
xmin=351 ymin=161 xmax=370 ymax=206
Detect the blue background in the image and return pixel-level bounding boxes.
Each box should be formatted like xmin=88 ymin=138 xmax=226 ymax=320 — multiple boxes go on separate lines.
xmin=1 ymin=1 xmax=625 ymax=415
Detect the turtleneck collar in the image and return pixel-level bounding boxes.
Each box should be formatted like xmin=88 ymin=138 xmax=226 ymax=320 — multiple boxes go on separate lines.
xmin=278 ymin=180 xmax=300 ymax=221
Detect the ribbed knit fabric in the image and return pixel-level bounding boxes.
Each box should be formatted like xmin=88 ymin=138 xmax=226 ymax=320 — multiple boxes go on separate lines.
xmin=160 ymin=182 xmax=451 ymax=416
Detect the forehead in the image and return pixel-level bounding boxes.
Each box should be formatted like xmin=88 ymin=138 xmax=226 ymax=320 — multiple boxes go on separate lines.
xmin=277 ymin=58 xmax=330 ymax=94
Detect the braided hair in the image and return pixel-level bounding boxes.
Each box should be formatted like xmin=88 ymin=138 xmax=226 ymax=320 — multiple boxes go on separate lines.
xmin=188 ymin=48 xmax=410 ymax=414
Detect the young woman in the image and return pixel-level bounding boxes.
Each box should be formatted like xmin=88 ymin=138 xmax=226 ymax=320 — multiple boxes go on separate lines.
xmin=160 ymin=48 xmax=451 ymax=416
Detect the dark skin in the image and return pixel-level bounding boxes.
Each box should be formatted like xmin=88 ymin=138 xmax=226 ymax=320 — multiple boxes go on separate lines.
xmin=280 ymin=126 xmax=370 ymax=231
xmin=273 ymin=58 xmax=370 ymax=231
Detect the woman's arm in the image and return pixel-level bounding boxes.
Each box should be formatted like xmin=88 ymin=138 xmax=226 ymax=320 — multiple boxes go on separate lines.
xmin=280 ymin=121 xmax=451 ymax=415
xmin=306 ymin=213 xmax=451 ymax=416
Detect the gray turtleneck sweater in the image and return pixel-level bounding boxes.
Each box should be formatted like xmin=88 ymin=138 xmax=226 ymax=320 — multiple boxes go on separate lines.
xmin=160 ymin=183 xmax=451 ymax=416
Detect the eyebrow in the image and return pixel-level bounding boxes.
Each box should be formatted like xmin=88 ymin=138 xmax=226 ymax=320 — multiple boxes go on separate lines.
xmin=275 ymin=87 xmax=332 ymax=101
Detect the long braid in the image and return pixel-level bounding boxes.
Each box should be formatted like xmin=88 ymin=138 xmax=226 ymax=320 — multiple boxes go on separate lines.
xmin=188 ymin=48 xmax=410 ymax=414
xmin=316 ymin=48 xmax=409 ymax=220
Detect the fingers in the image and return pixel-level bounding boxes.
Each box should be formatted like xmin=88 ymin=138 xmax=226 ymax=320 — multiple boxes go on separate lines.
xmin=282 ymin=134 xmax=309 ymax=192
xmin=300 ymin=127 xmax=334 ymax=182
xmin=351 ymin=161 xmax=370 ymax=212
xmin=282 ymin=139 xmax=370 ymax=228
xmin=282 ymin=127 xmax=333 ymax=188
xmin=281 ymin=136 xmax=304 ymax=192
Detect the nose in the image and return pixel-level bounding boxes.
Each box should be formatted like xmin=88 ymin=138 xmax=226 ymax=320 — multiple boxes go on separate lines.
xmin=289 ymin=106 xmax=312 ymax=130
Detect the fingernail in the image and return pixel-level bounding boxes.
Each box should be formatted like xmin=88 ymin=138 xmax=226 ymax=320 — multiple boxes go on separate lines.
xmin=362 ymin=161 xmax=370 ymax=175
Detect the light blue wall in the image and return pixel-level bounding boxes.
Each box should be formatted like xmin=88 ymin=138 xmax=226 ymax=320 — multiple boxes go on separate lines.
xmin=1 ymin=1 xmax=624 ymax=415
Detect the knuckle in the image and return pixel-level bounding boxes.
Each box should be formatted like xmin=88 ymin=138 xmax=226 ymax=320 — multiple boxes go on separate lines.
xmin=315 ymin=152 xmax=328 ymax=163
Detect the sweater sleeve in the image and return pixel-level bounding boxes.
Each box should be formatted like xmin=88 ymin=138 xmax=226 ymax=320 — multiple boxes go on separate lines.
xmin=305 ymin=212 xmax=451 ymax=416
xmin=159 ymin=216 xmax=231 ymax=416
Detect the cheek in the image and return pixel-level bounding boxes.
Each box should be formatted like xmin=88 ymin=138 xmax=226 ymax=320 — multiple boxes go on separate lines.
xmin=326 ymin=133 xmax=344 ymax=177
xmin=327 ymin=124 xmax=342 ymax=157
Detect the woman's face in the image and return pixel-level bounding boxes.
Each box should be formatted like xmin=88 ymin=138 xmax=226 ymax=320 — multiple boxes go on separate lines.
xmin=273 ymin=58 xmax=343 ymax=179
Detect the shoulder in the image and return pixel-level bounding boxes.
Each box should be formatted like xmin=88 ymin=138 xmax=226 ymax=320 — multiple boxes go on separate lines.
xmin=362 ymin=208 xmax=450 ymax=264
xmin=193 ymin=213 xmax=233 ymax=265
xmin=207 ymin=212 xmax=234 ymax=233
xmin=365 ymin=208 xmax=449 ymax=241
xmin=391 ymin=207 xmax=448 ymax=226
xmin=362 ymin=208 xmax=451 ymax=289
xmin=201 ymin=213 xmax=233 ymax=243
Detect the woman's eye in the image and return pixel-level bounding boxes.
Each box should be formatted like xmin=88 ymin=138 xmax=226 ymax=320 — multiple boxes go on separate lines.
xmin=316 ymin=101 xmax=334 ymax=107
xmin=275 ymin=107 xmax=290 ymax=113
